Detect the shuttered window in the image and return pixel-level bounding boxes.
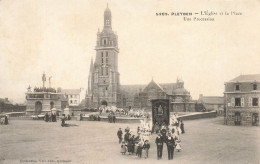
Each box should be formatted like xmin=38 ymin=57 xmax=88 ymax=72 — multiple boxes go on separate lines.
xmin=241 ymin=98 xmax=244 ymax=107
xmin=248 ymin=97 xmax=252 ymax=107
xmin=231 ymin=98 xmax=235 ymax=107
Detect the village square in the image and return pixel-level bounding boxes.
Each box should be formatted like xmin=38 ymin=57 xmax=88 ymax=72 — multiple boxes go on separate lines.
xmin=1 ymin=1 xmax=260 ymax=164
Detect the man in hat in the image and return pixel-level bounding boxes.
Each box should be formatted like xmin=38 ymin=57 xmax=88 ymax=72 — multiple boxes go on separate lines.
xmin=117 ymin=128 xmax=123 ymax=144
xmin=160 ymin=126 xmax=167 ymax=143
xmin=166 ymin=133 xmax=175 ymax=160
xmin=143 ymin=140 xmax=150 ymax=159
xmin=44 ymin=113 xmax=49 ymax=122
xmin=80 ymin=113 xmax=83 ymax=121
xmin=155 ymin=133 xmax=164 ymax=160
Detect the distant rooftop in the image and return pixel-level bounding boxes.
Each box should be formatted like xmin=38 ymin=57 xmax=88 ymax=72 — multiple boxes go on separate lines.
xmin=61 ymin=89 xmax=81 ymax=95
xmin=199 ymin=96 xmax=224 ymax=105
xmin=229 ymin=74 xmax=260 ymax=82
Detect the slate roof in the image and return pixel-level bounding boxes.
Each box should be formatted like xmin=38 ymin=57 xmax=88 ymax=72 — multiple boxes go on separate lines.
xmin=61 ymin=89 xmax=81 ymax=95
xmin=120 ymin=84 xmax=146 ymax=95
xmin=229 ymin=74 xmax=260 ymax=82
xmin=199 ymin=96 xmax=224 ymax=105
xmin=121 ymin=81 xmax=177 ymax=96
xmin=160 ymin=83 xmax=176 ymax=95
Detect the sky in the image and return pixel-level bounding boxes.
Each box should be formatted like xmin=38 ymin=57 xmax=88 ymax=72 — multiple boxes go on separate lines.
xmin=0 ymin=0 xmax=259 ymax=103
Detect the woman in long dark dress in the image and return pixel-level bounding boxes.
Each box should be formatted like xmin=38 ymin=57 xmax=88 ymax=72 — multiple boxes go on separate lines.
xmin=127 ymin=134 xmax=133 ymax=154
xmin=180 ymin=120 xmax=185 ymax=133
xmin=4 ymin=115 xmax=8 ymax=125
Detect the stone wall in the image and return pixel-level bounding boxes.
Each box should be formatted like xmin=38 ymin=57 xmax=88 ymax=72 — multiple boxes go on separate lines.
xmin=178 ymin=111 xmax=217 ymax=120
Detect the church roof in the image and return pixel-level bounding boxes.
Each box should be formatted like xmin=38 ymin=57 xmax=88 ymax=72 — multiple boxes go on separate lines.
xmin=173 ymin=88 xmax=189 ymax=95
xmin=121 ymin=82 xmax=176 ymax=96
xmin=121 ymin=84 xmax=146 ymax=96
xmin=160 ymin=83 xmax=176 ymax=95
xmin=229 ymin=74 xmax=260 ymax=82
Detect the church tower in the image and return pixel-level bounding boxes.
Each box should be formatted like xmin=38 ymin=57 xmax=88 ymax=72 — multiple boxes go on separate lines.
xmin=86 ymin=5 xmax=121 ymax=107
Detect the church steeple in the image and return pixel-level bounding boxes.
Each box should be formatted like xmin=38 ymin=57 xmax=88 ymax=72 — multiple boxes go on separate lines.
xmin=103 ymin=4 xmax=112 ymax=32
xmin=87 ymin=4 xmax=121 ymax=107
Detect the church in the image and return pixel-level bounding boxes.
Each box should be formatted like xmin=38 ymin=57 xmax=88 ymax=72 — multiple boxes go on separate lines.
xmin=85 ymin=5 xmax=195 ymax=112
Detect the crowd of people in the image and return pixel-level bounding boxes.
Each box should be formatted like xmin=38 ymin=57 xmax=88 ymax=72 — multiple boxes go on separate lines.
xmin=108 ymin=112 xmax=116 ymax=123
xmin=116 ymin=114 xmax=185 ymax=160
xmin=44 ymin=112 xmax=57 ymax=122
xmin=117 ymin=125 xmax=151 ymax=159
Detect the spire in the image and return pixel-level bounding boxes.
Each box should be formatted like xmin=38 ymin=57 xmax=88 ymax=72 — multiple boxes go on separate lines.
xmin=103 ymin=4 xmax=112 ymax=32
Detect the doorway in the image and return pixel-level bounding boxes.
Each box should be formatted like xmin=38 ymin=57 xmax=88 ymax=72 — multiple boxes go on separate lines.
xmin=101 ymin=100 xmax=108 ymax=106
xmin=35 ymin=101 xmax=42 ymax=115
xmin=234 ymin=112 xmax=241 ymax=126
xmin=252 ymin=113 xmax=259 ymax=126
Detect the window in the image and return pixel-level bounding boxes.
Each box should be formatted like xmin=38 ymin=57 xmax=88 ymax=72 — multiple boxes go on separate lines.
xmin=235 ymin=85 xmax=240 ymax=91
xmin=70 ymin=100 xmax=73 ymax=103
xmin=235 ymin=98 xmax=241 ymax=107
xmin=104 ymin=39 xmax=106 ymax=45
xmin=253 ymin=98 xmax=259 ymax=107
xmin=101 ymin=67 xmax=103 ymax=76
xmin=106 ymin=52 xmax=108 ymax=63
xmin=253 ymin=84 xmax=258 ymax=90
xmin=74 ymin=100 xmax=77 ymax=104
xmin=106 ymin=67 xmax=108 ymax=75
xmin=70 ymin=95 xmax=73 ymax=98
xmin=101 ymin=52 xmax=104 ymax=64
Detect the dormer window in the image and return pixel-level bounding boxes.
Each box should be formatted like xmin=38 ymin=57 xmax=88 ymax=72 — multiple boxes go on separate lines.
xmin=253 ymin=84 xmax=257 ymax=90
xmin=235 ymin=84 xmax=240 ymax=91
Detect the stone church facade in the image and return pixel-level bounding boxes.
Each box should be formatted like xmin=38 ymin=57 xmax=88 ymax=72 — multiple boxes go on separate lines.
xmin=86 ymin=5 xmax=121 ymax=108
xmin=86 ymin=5 xmax=195 ymax=112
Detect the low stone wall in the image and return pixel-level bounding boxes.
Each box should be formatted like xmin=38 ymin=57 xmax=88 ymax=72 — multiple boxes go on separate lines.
xmin=178 ymin=111 xmax=217 ymax=120
xmin=9 ymin=116 xmax=34 ymax=120
xmin=81 ymin=115 xmax=143 ymax=123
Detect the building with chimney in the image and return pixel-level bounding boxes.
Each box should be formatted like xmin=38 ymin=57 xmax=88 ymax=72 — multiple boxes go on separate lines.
xmin=224 ymin=74 xmax=260 ymax=126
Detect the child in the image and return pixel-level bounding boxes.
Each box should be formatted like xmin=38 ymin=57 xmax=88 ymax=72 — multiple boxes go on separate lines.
xmin=175 ymin=139 xmax=182 ymax=152
xmin=121 ymin=141 xmax=127 ymax=155
xmin=143 ymin=140 xmax=150 ymax=159
xmin=137 ymin=141 xmax=143 ymax=158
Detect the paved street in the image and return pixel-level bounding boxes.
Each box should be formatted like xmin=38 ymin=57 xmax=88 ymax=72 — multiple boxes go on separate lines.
xmin=0 ymin=117 xmax=259 ymax=164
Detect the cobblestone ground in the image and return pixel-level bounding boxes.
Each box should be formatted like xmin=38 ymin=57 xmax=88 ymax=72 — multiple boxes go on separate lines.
xmin=0 ymin=117 xmax=259 ymax=164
